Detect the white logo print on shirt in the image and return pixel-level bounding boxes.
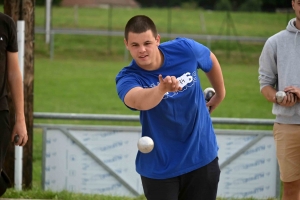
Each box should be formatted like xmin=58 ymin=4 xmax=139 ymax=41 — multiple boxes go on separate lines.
xmin=177 ymin=72 xmax=194 ymax=88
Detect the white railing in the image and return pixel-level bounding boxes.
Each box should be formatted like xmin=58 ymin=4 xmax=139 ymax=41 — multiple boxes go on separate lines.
xmin=33 ymin=112 xmax=274 ymax=125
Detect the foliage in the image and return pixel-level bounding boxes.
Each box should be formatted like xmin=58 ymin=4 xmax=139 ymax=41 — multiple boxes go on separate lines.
xmin=135 ymin=0 xmax=290 ymax=11
xmin=215 ymin=0 xmax=232 ymax=11
xmin=239 ymin=0 xmax=263 ymax=12
xmin=35 ymin=0 xmax=63 ymax=6
xmin=181 ymin=1 xmax=199 ymax=9
xmin=261 ymin=0 xmax=291 ymax=12
xmin=0 ymin=0 xmax=62 ymax=6
xmin=135 ymin=0 xmax=182 ymax=7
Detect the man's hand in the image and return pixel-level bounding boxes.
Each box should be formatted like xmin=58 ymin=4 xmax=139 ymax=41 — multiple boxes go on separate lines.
xmin=275 ymin=92 xmax=298 ymax=107
xmin=284 ymin=86 xmax=300 ymax=102
xmin=158 ymin=74 xmax=182 ymax=93
xmin=11 ymin=120 xmax=28 ymax=146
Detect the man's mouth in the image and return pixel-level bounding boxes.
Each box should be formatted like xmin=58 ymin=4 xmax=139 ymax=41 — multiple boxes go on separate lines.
xmin=139 ymin=55 xmax=148 ymax=58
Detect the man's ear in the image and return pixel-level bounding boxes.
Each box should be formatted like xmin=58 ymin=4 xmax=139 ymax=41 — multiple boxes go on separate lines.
xmin=292 ymin=0 xmax=295 ymax=9
xmin=156 ymin=34 xmax=161 ymax=46
xmin=124 ymin=38 xmax=129 ymax=50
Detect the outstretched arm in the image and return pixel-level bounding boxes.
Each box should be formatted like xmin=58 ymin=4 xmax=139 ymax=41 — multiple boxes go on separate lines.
xmin=124 ymin=75 xmax=182 ymax=110
xmin=7 ymin=51 xmax=28 ymax=146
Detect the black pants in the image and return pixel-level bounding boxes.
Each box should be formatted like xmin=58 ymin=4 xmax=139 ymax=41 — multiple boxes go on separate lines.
xmin=141 ymin=157 xmax=220 ymax=200
xmin=0 ymin=110 xmax=10 ymax=169
xmin=0 ymin=111 xmax=11 ymax=196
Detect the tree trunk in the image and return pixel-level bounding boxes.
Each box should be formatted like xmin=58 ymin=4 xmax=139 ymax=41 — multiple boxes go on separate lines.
xmin=3 ymin=0 xmax=34 ymax=189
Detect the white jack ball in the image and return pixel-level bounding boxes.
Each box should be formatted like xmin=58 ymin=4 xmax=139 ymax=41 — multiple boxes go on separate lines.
xmin=137 ymin=136 xmax=154 ymax=153
xmin=276 ymin=91 xmax=286 ymax=103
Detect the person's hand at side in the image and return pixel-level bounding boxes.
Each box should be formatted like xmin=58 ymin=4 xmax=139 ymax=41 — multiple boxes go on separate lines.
xmin=12 ymin=119 xmax=28 ymax=146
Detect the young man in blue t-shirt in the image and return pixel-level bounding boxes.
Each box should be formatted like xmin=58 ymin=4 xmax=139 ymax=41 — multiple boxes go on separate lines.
xmin=116 ymin=15 xmax=226 ymax=200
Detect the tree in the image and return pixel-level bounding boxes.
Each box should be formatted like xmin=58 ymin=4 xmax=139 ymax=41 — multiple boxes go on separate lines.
xmin=3 ymin=0 xmax=34 ymax=189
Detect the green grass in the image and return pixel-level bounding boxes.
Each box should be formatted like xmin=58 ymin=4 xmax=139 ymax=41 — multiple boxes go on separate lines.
xmin=1 ymin=5 xmax=286 ymax=200
xmin=33 ymin=6 xmax=290 ymax=37
xmin=32 ymin=5 xmax=290 ymax=66
xmin=32 ymin=59 xmax=273 ymax=118
xmin=2 ymin=5 xmax=291 ymax=37
xmin=32 ymin=58 xmax=273 ymax=119
xmin=33 ymin=59 xmax=125 ymax=114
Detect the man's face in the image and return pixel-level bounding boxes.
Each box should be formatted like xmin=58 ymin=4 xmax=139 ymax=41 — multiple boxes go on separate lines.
xmin=124 ymin=30 xmax=160 ymax=70
xmin=292 ymin=0 xmax=300 ymax=21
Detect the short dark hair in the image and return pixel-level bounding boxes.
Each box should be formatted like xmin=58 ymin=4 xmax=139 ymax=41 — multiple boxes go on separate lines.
xmin=124 ymin=15 xmax=158 ymax=41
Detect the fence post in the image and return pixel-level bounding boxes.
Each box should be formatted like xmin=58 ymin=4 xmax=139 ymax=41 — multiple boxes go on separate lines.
xmin=15 ymin=20 xmax=25 ymax=191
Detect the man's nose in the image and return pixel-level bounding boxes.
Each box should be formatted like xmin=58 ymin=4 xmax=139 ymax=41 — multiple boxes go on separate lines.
xmin=139 ymin=45 xmax=146 ymax=52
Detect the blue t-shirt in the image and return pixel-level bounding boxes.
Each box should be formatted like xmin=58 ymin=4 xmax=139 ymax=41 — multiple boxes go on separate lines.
xmin=116 ymin=37 xmax=218 ymax=179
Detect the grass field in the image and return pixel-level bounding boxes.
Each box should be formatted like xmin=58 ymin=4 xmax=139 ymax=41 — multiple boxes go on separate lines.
xmin=1 ymin=5 xmax=286 ymax=200
xmin=31 ymin=5 xmax=291 ymax=64
xmin=33 ymin=6 xmax=291 ymax=37
xmin=32 ymin=58 xmax=274 ymax=130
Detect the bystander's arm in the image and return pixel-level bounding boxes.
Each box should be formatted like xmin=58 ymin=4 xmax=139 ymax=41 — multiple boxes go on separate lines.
xmin=261 ymin=85 xmax=277 ymax=103
xmin=262 ymin=85 xmax=298 ymax=106
xmin=7 ymin=51 xmax=27 ymax=146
